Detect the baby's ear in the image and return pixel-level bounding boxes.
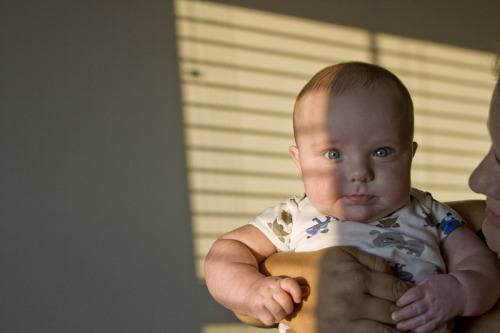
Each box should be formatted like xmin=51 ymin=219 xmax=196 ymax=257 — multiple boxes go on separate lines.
xmin=412 ymin=141 xmax=418 ymax=157
xmin=289 ymin=146 xmax=302 ymax=174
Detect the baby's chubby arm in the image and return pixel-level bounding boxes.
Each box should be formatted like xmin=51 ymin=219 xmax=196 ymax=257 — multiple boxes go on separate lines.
xmin=393 ymin=225 xmax=500 ymax=333
xmin=204 ymin=224 xmax=305 ymax=326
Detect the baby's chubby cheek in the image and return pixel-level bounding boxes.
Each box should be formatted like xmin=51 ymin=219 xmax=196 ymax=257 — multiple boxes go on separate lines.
xmin=483 ymin=219 xmax=500 ymax=257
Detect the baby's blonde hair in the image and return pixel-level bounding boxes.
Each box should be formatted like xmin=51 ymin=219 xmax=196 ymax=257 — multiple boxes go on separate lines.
xmin=293 ymin=61 xmax=414 ymax=142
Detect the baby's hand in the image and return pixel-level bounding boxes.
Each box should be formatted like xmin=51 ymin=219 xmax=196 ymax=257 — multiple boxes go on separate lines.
xmin=243 ymin=276 xmax=305 ymax=326
xmin=392 ymin=274 xmax=465 ymax=333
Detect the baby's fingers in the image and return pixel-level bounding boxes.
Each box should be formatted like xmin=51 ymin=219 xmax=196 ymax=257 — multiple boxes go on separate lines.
xmin=393 ymin=300 xmax=445 ymax=333
xmin=396 ymin=315 xmax=441 ymax=333
xmin=279 ymin=277 xmax=305 ymax=303
xmin=396 ymin=285 xmax=424 ymax=307
xmin=392 ymin=299 xmax=426 ymax=323
xmin=254 ymin=300 xmax=287 ymax=326
xmin=257 ymin=312 xmax=276 ymax=327
xmin=271 ymin=289 xmax=295 ymax=316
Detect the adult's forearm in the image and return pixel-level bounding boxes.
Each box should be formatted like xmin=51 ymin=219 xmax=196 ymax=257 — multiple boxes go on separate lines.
xmin=260 ymin=251 xmax=321 ymax=331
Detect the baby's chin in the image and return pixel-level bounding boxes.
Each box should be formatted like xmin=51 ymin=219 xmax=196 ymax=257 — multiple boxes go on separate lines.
xmin=340 ymin=201 xmax=408 ymax=223
xmin=321 ymin=207 xmax=390 ymax=223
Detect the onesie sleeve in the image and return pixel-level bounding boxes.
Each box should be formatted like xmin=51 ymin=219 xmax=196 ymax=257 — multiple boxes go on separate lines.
xmin=418 ymin=189 xmax=465 ymax=240
xmin=248 ymin=196 xmax=301 ymax=252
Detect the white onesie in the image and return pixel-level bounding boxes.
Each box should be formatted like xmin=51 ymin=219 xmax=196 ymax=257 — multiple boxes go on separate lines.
xmin=249 ymin=188 xmax=464 ymax=333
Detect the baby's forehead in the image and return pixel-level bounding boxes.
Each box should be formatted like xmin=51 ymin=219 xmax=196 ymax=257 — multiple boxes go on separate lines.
xmin=294 ymin=88 xmax=413 ymax=137
xmin=297 ymin=87 xmax=410 ymax=116
xmin=294 ymin=90 xmax=330 ymax=124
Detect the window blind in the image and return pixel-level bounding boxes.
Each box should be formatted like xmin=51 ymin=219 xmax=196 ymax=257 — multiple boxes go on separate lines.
xmin=174 ymin=0 xmax=495 ymax=283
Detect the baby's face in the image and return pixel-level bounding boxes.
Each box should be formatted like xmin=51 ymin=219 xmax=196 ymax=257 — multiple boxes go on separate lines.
xmin=290 ymin=86 xmax=416 ymax=222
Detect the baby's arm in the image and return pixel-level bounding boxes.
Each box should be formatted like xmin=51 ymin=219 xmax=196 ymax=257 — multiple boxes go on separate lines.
xmin=392 ymin=225 xmax=500 ymax=332
xmin=204 ymin=224 xmax=304 ymax=326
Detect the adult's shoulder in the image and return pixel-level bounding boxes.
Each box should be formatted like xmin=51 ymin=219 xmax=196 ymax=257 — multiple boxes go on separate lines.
xmin=445 ymin=200 xmax=486 ymax=233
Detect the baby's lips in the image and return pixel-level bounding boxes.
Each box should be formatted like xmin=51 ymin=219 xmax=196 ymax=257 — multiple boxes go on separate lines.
xmin=345 ymin=195 xmax=374 ymax=204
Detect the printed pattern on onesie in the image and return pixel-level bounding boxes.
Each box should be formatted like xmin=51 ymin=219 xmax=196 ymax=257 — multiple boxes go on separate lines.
xmin=249 ymin=188 xmax=464 ymax=333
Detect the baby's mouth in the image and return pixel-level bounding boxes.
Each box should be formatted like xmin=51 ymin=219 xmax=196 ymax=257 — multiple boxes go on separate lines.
xmin=345 ymin=195 xmax=374 ymax=205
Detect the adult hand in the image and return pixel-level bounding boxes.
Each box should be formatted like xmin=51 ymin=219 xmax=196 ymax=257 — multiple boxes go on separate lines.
xmin=260 ymin=246 xmax=410 ymax=333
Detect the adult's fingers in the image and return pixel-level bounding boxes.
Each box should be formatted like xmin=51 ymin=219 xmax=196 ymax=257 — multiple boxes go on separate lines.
xmin=356 ymin=296 xmax=401 ymax=325
xmin=315 ymin=246 xmax=410 ymax=332
xmin=366 ymin=270 xmax=411 ymax=302
xmin=318 ymin=317 xmax=401 ymax=333
xmin=316 ymin=287 xmax=400 ymax=326
xmin=341 ymin=246 xmax=392 ymax=274
xmin=319 ymin=247 xmax=410 ymax=303
xmin=349 ymin=319 xmax=402 ymax=333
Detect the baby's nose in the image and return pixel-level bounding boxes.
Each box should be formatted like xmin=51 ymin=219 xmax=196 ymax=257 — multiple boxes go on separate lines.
xmin=346 ymin=161 xmax=374 ymax=182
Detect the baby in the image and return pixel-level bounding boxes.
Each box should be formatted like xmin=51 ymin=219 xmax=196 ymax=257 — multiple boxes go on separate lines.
xmin=204 ymin=62 xmax=500 ymax=333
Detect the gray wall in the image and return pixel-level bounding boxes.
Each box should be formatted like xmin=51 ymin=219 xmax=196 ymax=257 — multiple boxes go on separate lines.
xmin=1 ymin=1 xmax=208 ymax=332
xmin=1 ymin=0 xmax=499 ymax=332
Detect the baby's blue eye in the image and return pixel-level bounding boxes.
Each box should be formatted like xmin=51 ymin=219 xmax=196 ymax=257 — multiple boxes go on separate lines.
xmin=326 ymin=149 xmax=341 ymax=159
xmin=375 ymin=148 xmax=391 ymax=157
